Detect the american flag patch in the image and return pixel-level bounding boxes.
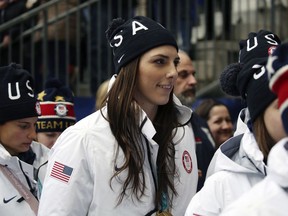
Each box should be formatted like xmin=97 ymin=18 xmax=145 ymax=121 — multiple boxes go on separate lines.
xmin=50 ymin=161 xmax=73 ymax=183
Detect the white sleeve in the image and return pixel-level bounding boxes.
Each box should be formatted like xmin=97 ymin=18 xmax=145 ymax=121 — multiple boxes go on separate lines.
xmin=185 ymin=172 xmax=225 ymax=216
xmin=38 ymin=128 xmax=93 ymax=216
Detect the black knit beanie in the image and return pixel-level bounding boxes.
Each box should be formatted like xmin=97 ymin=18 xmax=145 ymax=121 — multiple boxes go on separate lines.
xmin=0 ymin=63 xmax=41 ymax=124
xmin=220 ymin=30 xmax=281 ymax=123
xmin=36 ymin=78 xmax=76 ymax=132
xmin=106 ymin=16 xmax=178 ymax=74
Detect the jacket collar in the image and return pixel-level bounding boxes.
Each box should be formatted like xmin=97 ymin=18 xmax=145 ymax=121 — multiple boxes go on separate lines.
xmin=239 ymin=128 xmax=266 ymax=175
xmin=138 ymin=95 xmax=192 ymax=142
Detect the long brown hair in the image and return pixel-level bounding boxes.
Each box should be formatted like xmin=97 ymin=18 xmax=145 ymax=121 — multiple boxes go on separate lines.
xmin=103 ymin=57 xmax=180 ymax=208
xmin=252 ymin=113 xmax=275 ymax=163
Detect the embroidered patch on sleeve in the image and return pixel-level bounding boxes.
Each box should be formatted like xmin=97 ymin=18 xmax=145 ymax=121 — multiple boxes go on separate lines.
xmin=182 ymin=150 xmax=193 ymax=174
xmin=50 ymin=161 xmax=73 ymax=183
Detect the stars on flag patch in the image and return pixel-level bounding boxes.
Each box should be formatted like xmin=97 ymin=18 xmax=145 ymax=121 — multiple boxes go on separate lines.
xmin=50 ymin=161 xmax=73 ymax=183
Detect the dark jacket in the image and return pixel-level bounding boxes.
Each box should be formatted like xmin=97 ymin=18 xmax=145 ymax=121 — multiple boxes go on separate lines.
xmin=191 ymin=112 xmax=216 ymax=191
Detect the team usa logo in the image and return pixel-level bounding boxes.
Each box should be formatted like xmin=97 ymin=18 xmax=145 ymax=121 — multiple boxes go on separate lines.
xmin=182 ymin=150 xmax=193 ymax=173
xmin=54 ymin=103 xmax=68 ymax=117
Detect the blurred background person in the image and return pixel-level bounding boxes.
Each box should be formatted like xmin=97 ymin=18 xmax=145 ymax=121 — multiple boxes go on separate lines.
xmin=0 ymin=0 xmax=32 ymax=66
xmin=174 ymin=49 xmax=216 ymax=191
xmin=36 ymin=78 xmax=76 ymax=149
xmin=174 ymin=49 xmax=197 ymax=107
xmin=195 ymin=98 xmax=234 ymax=148
xmin=33 ymin=0 xmax=78 ymax=92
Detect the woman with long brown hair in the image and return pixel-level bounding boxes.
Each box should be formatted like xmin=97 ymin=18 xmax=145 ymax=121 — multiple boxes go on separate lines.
xmin=38 ymin=16 xmax=198 ymax=216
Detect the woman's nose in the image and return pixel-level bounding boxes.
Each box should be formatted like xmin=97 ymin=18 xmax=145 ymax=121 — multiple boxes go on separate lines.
xmin=28 ymin=126 xmax=37 ymax=140
xmin=222 ymin=120 xmax=232 ymax=129
xmin=167 ymin=66 xmax=178 ymax=80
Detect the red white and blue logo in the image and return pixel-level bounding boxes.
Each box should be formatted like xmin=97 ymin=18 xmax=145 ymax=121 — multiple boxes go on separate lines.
xmin=182 ymin=150 xmax=193 ymax=174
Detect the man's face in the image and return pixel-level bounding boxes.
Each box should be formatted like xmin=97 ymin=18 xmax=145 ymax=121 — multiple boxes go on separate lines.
xmin=174 ymin=51 xmax=197 ymax=106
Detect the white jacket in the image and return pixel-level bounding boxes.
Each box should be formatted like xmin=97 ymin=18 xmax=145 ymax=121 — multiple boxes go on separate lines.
xmin=233 ymin=108 xmax=249 ymax=136
xmin=0 ymin=142 xmax=49 ymax=216
xmin=38 ymin=101 xmax=198 ymax=216
xmin=185 ymin=128 xmax=267 ymax=216
xmin=220 ymin=137 xmax=288 ymax=216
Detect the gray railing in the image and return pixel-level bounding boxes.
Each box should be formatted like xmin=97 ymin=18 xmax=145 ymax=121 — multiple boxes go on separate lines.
xmin=0 ymin=0 xmax=287 ymax=98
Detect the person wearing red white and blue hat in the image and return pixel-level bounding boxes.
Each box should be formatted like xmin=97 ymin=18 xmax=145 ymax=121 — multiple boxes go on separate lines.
xmin=36 ymin=78 xmax=76 ymax=149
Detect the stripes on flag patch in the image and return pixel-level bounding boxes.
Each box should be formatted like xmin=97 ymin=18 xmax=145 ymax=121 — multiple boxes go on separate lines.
xmin=50 ymin=161 xmax=73 ymax=183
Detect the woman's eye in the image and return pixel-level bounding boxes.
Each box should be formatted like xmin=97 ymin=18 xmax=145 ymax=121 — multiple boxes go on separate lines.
xmin=174 ymin=59 xmax=180 ymax=67
xmin=19 ymin=124 xmax=29 ymax=129
xmin=213 ymin=119 xmax=222 ymax=124
xmin=226 ymin=118 xmax=232 ymax=123
xmin=47 ymin=134 xmax=56 ymax=138
xmin=155 ymin=59 xmax=165 ymax=64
